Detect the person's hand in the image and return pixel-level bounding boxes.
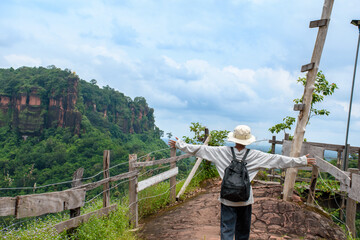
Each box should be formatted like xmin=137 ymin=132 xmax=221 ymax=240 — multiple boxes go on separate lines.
xmin=305 ymin=154 xmax=316 ymax=165
xmin=168 ymin=137 xmax=179 ymax=149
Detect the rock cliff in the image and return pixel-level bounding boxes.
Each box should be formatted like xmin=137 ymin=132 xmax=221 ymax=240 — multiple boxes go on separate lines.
xmin=0 ymin=66 xmax=156 ymax=136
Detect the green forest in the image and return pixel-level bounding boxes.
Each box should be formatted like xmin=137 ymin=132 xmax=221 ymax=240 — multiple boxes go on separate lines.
xmin=0 ymin=66 xmax=174 ymax=197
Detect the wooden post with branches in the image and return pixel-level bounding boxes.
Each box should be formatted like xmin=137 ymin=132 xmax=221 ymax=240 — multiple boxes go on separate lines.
xmin=129 ymin=154 xmax=138 ymax=227
xmin=269 ymin=136 xmax=276 ymax=181
xmin=283 ymin=0 xmax=334 ymax=201
xmin=170 ymin=147 xmax=177 ymax=203
xmin=70 ymin=168 xmax=84 ymax=218
xmin=103 ymin=150 xmax=110 ymax=208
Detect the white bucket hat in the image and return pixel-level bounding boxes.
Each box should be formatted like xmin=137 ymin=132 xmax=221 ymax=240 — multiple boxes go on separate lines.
xmin=227 ymin=125 xmax=256 ymax=145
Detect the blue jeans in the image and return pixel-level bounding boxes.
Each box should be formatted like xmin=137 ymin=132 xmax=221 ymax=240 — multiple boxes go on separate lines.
xmin=220 ymin=203 xmax=252 ymax=240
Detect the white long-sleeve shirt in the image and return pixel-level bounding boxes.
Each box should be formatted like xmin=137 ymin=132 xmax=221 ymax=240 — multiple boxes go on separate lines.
xmin=176 ymin=140 xmax=307 ymax=206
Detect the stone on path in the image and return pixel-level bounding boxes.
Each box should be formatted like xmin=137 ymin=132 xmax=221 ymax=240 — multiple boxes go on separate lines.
xmin=139 ymin=179 xmax=346 ymax=240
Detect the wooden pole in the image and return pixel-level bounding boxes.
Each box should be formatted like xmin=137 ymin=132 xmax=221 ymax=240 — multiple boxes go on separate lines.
xmin=170 ymin=147 xmax=177 ymax=203
xmin=70 ymin=168 xmax=84 ymax=218
xmin=280 ymin=133 xmax=290 ymax=185
xmin=343 ymin=144 xmax=350 ymax=170
xmin=176 ymin=135 xmax=211 ymax=200
xmin=103 ymin=150 xmax=110 ymax=208
xmin=336 ymin=150 xmax=343 ymax=169
xmin=346 ymin=168 xmax=359 ymax=238
xmin=270 ymin=136 xmax=276 ymax=181
xmin=307 ymin=149 xmax=325 ymax=205
xmin=129 ymin=154 xmax=138 ymax=227
xmin=283 ymin=0 xmax=334 ymax=201
xmin=271 ymin=136 xmax=276 ymax=154
xmin=307 ymin=166 xmax=320 ymax=205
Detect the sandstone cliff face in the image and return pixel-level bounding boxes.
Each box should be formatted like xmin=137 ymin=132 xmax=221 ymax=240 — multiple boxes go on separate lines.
xmin=0 ymin=67 xmax=156 ymax=136
xmin=81 ymin=83 xmax=155 ymax=134
xmin=0 ymin=87 xmax=44 ymax=134
xmin=0 ymin=78 xmax=81 ymax=135
xmin=83 ymin=100 xmax=154 ymax=134
xmin=47 ymin=76 xmax=81 ymax=135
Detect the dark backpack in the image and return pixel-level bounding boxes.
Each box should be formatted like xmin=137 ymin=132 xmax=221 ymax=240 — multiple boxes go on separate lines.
xmin=220 ymin=147 xmax=251 ymax=202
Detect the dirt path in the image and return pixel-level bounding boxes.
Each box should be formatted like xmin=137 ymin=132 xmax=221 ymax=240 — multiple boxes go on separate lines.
xmin=139 ymin=179 xmax=346 ymax=240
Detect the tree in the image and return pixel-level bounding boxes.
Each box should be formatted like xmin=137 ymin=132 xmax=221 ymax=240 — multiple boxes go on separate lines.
xmin=182 ymin=122 xmax=230 ymax=179
xmin=90 ymin=79 xmax=97 ymax=85
xmin=268 ymin=116 xmax=295 ymax=135
xmin=182 ymin=122 xmax=229 ymax=146
xmin=269 ymin=71 xmax=337 ymax=135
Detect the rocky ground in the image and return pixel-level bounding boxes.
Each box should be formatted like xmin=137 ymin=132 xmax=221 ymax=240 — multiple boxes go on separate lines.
xmin=139 ymin=179 xmax=346 ymax=240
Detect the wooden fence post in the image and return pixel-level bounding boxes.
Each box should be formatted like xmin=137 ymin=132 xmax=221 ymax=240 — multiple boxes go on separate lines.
xmin=336 ymin=150 xmax=343 ymax=169
xmin=346 ymin=168 xmax=359 ymax=238
xmin=307 ymin=166 xmax=320 ymax=205
xmin=271 ymin=136 xmax=276 ymax=154
xmin=170 ymin=147 xmax=176 ymax=203
xmin=343 ymin=144 xmax=350 ymax=171
xmin=70 ymin=168 xmax=84 ymax=218
xmin=129 ymin=154 xmax=138 ymax=227
xmin=280 ymin=133 xmax=290 ymax=185
xmin=103 ymin=150 xmax=110 ymax=208
xmin=270 ymin=136 xmax=276 ymax=181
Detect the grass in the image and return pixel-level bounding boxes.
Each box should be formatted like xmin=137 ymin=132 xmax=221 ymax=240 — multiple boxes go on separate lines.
xmin=0 ymin=198 xmax=136 ymax=240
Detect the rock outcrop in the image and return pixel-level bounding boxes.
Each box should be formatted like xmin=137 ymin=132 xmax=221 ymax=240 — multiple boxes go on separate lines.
xmin=251 ymin=183 xmax=345 ymax=240
xmin=0 ymin=67 xmax=156 ymax=136
xmin=0 ymin=79 xmax=81 ymax=135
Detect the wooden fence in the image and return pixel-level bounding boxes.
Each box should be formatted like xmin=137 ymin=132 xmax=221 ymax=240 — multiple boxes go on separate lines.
xmin=269 ymin=134 xmax=360 ymax=237
xmin=0 ymin=148 xmax=191 ymax=233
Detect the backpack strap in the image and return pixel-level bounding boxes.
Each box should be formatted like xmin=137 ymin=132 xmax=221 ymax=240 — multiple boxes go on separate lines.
xmin=230 ymin=147 xmax=250 ymax=162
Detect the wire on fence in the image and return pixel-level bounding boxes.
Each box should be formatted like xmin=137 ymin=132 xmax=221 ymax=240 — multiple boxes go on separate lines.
xmin=0 ymin=148 xmax=198 ymax=233
xmin=0 ymin=158 xmax=130 ymax=191
xmin=85 ymin=176 xmax=135 ymax=204
xmin=84 ymin=162 xmax=176 ymax=204
xmin=0 ymin=147 xmax=191 ymax=234
xmin=0 ymin=146 xmax=173 ymax=192
xmin=137 ymin=147 xmax=171 ymax=161
xmin=0 ymin=217 xmax=39 ymax=233
xmin=252 ymin=139 xmax=271 ymax=144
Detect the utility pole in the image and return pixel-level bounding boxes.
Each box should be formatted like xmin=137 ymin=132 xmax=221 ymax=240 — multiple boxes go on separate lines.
xmin=283 ymin=0 xmax=334 ymax=201
xmin=343 ymin=20 xmax=360 ymax=171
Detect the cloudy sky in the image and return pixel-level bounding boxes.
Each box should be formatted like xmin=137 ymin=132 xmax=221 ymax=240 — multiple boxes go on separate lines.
xmin=1 ymin=0 xmax=360 ymax=147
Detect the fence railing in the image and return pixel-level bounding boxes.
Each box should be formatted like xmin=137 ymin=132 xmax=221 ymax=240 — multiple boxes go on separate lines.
xmin=269 ymin=134 xmax=360 ymax=237
xmin=0 ymin=147 xmax=193 ymax=233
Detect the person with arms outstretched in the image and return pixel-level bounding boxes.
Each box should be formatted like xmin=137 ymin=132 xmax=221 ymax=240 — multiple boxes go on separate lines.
xmin=169 ymin=125 xmax=315 ymax=240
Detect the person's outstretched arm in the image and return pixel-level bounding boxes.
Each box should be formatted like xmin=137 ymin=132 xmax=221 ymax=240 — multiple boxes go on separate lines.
xmin=168 ymin=137 xmax=230 ymax=164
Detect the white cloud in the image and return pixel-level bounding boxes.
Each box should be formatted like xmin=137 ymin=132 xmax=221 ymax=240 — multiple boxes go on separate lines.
xmin=336 ymin=101 xmax=360 ymax=118
xmin=159 ymin=57 xmax=297 ymax=108
xmin=163 ymin=56 xmax=181 ymax=69
xmin=4 ymin=54 xmax=41 ymax=68
xmin=223 ymin=66 xmax=256 ymax=84
xmin=1 ymin=0 xmax=360 ymax=146
xmin=141 ymin=82 xmax=188 ymax=109
xmin=230 ymin=0 xmax=280 ymax=5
